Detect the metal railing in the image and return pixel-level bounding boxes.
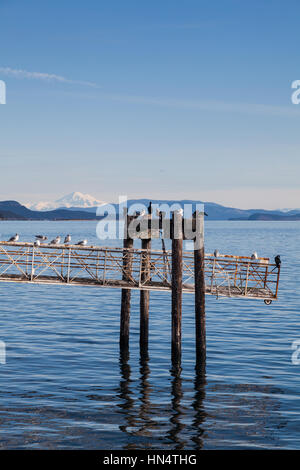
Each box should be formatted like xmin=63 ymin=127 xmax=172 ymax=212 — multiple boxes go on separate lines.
xmin=0 ymin=242 xmax=280 ymax=300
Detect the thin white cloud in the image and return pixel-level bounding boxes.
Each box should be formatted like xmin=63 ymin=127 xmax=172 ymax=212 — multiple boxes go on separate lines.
xmin=99 ymin=92 xmax=300 ymax=117
xmin=1 ymin=67 xmax=299 ymax=118
xmin=0 ymin=67 xmax=98 ymax=88
xmin=52 ymin=88 xmax=300 ymax=117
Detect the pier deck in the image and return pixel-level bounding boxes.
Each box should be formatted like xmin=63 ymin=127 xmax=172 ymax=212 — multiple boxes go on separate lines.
xmin=0 ymin=241 xmax=280 ymax=301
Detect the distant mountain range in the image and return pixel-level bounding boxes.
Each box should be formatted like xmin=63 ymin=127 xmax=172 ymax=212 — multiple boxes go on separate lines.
xmin=0 ymin=194 xmax=300 ymax=221
xmin=0 ymin=200 xmax=102 ymax=220
xmin=26 ymin=191 xmax=106 ymax=211
xmin=231 ymin=212 xmax=300 ymax=221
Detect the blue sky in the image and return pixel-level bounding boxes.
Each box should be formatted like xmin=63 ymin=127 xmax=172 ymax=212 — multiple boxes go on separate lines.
xmin=0 ymin=0 xmax=300 ymax=209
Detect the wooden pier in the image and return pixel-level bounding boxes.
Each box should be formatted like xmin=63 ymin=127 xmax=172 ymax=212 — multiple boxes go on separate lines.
xmin=0 ymin=210 xmax=281 ymax=368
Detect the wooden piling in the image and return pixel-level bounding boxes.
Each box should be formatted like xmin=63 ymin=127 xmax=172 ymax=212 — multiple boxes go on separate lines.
xmin=120 ymin=213 xmax=134 ymax=350
xmin=193 ymin=211 xmax=206 ymax=368
xmin=171 ymin=212 xmax=183 ymax=367
xmin=140 ymin=238 xmax=151 ymax=355
xmin=140 ymin=202 xmax=152 ymax=356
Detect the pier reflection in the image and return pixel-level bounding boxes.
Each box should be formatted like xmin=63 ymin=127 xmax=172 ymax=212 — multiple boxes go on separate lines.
xmin=117 ymin=348 xmax=286 ymax=450
xmin=167 ymin=362 xmax=207 ymax=449
xmin=118 ymin=349 xmax=136 ymax=436
xmin=166 ymin=366 xmax=186 ymax=449
xmin=192 ymin=365 xmax=207 ymax=449
xmin=118 ymin=348 xmax=157 ymax=449
xmin=117 ymin=350 xmax=209 ymax=449
xmin=137 ymin=351 xmax=155 ymax=437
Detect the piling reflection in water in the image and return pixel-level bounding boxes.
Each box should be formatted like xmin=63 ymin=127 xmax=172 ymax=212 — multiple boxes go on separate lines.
xmin=0 ymin=353 xmax=286 ymax=449
xmin=167 ymin=366 xmax=186 ymax=449
xmin=137 ymin=351 xmax=154 ymax=438
xmin=118 ymin=349 xmax=136 ymax=438
xmin=117 ymin=349 xmax=157 ymax=449
xmin=115 ymin=351 xmax=286 ymax=450
xmin=116 ymin=349 xmax=209 ymax=449
xmin=192 ymin=366 xmax=207 ymax=449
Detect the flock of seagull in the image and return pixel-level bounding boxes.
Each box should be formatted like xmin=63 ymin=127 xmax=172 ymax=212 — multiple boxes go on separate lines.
xmin=6 ymin=233 xmax=88 ymax=246
xmin=5 ymin=232 xmax=281 ymax=268
xmin=213 ymin=248 xmax=281 ymax=268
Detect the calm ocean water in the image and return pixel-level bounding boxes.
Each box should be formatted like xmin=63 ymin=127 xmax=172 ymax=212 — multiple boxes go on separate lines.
xmin=0 ymin=220 xmax=299 ymax=449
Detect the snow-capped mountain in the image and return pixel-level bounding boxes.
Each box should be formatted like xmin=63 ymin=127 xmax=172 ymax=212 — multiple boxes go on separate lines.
xmin=279 ymin=208 xmax=300 ymax=213
xmin=27 ymin=192 xmax=106 ymax=211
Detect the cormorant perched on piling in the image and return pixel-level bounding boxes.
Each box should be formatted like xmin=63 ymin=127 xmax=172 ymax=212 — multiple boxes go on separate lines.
xmin=275 ymin=255 xmax=281 ymax=268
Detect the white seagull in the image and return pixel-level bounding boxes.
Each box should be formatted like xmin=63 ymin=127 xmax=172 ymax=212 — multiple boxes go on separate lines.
xmin=214 ymin=249 xmax=220 ymax=258
xmin=35 ymin=235 xmax=47 ymax=241
xmin=76 ymin=239 xmax=87 ymax=246
xmin=8 ymin=234 xmax=19 ymax=242
xmin=49 ymin=236 xmax=61 ymax=245
xmin=34 ymin=240 xmax=40 ymax=246
xmin=251 ymin=252 xmax=258 ymax=260
xmin=64 ymin=234 xmax=71 ymax=244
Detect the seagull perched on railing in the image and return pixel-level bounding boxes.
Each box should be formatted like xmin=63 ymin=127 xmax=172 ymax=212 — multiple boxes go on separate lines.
xmin=8 ymin=234 xmax=19 ymax=242
xmin=214 ymin=249 xmax=220 ymax=257
xmin=34 ymin=240 xmax=40 ymax=246
xmin=251 ymin=252 xmax=258 ymax=260
xmin=76 ymin=239 xmax=87 ymax=246
xmin=49 ymin=236 xmax=61 ymax=245
xmin=35 ymin=235 xmax=47 ymax=241
xmin=64 ymin=234 xmax=71 ymax=244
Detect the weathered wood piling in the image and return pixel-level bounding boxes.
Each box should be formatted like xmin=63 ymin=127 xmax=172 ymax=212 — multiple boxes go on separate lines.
xmin=171 ymin=211 xmax=183 ymax=367
xmin=193 ymin=211 xmax=206 ymax=368
xmin=139 ymin=237 xmax=151 ymax=355
xmin=119 ymin=206 xmax=207 ymax=368
xmin=120 ymin=212 xmax=134 ymax=350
